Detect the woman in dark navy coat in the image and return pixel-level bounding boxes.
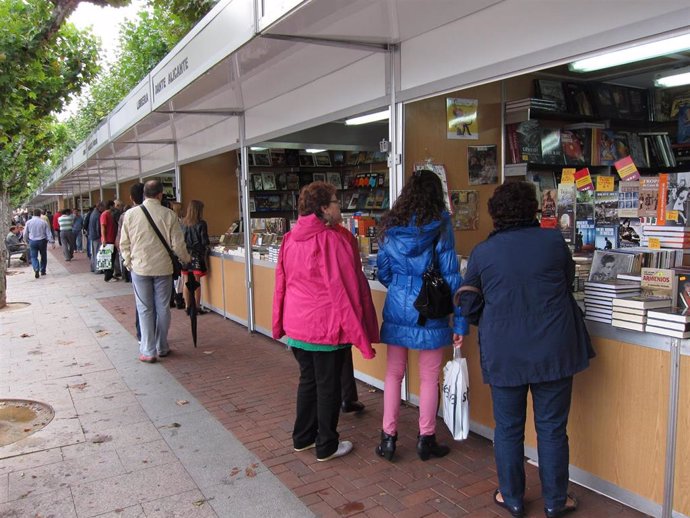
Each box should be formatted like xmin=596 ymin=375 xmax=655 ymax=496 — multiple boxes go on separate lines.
xmin=376 ymin=170 xmax=467 ymax=462
xmin=463 ymin=182 xmax=594 ymax=518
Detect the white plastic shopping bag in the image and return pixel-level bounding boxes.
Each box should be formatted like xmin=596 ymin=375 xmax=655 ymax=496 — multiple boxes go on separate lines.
xmin=96 ymin=244 xmax=114 ymax=271
xmin=442 ymin=348 xmax=469 ymax=441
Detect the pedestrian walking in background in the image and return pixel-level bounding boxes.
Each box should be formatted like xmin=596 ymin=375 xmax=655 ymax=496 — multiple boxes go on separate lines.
xmin=462 ymin=181 xmax=594 ymax=518
xmin=72 ymin=209 xmax=84 ymax=253
xmin=375 ymin=169 xmax=467 ymax=462
xmin=58 ymin=208 xmax=76 ymax=261
xmin=23 ymin=209 xmax=54 ymax=278
xmin=272 ymin=181 xmax=378 ymax=462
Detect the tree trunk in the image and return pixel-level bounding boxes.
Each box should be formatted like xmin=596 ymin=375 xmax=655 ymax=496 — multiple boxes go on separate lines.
xmin=0 ymin=190 xmax=10 ymax=309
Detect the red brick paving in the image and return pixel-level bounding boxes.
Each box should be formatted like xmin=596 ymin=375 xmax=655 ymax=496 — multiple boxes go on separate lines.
xmin=53 ymin=249 xmax=649 ymax=517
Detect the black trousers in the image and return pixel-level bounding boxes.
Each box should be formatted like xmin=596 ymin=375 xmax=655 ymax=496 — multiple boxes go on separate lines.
xmin=341 ymin=350 xmax=358 ymax=403
xmin=292 ymin=347 xmax=348 ymax=459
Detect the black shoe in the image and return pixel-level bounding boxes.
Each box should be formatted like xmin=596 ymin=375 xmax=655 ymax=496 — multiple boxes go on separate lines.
xmin=416 ymin=434 xmax=450 ymax=461
xmin=375 ymin=431 xmax=397 ymax=461
xmin=35 ymin=271 xmax=39 ymax=279
xmin=493 ymin=489 xmax=524 ymax=518
xmin=544 ymin=494 xmax=578 ymax=518
xmin=40 ymin=272 xmax=46 ymax=276
xmin=341 ymin=401 xmax=365 ymax=414
xmin=175 ymin=293 xmax=186 ymax=310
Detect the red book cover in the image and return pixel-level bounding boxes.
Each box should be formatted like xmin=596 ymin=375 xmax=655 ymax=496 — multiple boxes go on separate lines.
xmin=658 ymin=173 xmax=669 ymax=225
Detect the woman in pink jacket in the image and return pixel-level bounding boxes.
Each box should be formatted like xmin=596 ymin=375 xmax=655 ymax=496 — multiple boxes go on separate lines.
xmin=273 ymin=182 xmax=378 ymax=462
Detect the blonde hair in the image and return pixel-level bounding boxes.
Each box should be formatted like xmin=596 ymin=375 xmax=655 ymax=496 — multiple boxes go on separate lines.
xmin=183 ymin=200 xmax=204 ymax=227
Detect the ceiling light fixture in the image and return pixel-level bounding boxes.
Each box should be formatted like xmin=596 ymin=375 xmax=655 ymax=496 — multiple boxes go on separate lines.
xmin=569 ymin=33 xmax=690 ymax=73
xmin=249 ymin=146 xmax=267 ymax=151
xmin=345 ymin=109 xmax=390 ymax=126
xmin=655 ymin=68 xmax=690 ymax=88
xmin=306 ymin=148 xmax=326 ymax=154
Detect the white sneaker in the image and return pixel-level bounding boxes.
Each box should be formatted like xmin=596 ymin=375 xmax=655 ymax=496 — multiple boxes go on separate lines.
xmin=317 ymin=440 xmax=353 ymax=462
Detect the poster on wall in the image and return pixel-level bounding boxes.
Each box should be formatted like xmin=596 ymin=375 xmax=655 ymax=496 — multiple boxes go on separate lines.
xmin=450 ymin=190 xmax=479 ymax=230
xmin=467 ymin=145 xmax=498 ymax=185
xmin=446 ymin=98 xmax=478 ymax=140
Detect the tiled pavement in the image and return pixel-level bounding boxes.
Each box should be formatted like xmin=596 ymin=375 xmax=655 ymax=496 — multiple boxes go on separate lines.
xmin=2 ymin=248 xmax=650 ymax=517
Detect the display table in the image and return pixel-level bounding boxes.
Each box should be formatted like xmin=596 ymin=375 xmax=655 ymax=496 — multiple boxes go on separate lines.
xmin=202 ymin=251 xmax=688 ymax=518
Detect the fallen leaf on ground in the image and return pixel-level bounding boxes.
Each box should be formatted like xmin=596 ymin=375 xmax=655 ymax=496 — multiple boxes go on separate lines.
xmin=69 ymin=382 xmax=87 ymax=390
xmin=245 ymin=466 xmax=256 ymax=478
xmin=176 ymin=400 xmax=189 ymax=406
xmin=367 ymin=388 xmax=376 ymax=393
xmin=91 ymin=434 xmax=112 ymax=444
xmin=203 ymin=350 xmax=214 ymax=355
xmin=19 ymin=333 xmax=32 ymax=338
xmin=159 ymin=422 xmax=181 ymax=429
xmin=95 ymin=330 xmax=109 ymax=337
xmin=192 ymin=499 xmax=207 ymax=507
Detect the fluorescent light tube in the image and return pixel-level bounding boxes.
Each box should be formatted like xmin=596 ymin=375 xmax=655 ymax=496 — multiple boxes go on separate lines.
xmin=250 ymin=146 xmax=267 ymax=151
xmin=655 ymin=71 xmax=690 ymax=88
xmin=345 ymin=109 xmax=390 ymax=126
xmin=306 ymin=148 xmax=326 ymax=154
xmin=569 ymin=34 xmax=690 ymax=73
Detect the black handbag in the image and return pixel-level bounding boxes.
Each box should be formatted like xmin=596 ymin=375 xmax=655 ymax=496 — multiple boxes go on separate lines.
xmin=454 ymin=284 xmax=484 ymax=326
xmin=140 ymin=205 xmax=183 ymax=280
xmin=414 ymin=234 xmax=454 ymax=325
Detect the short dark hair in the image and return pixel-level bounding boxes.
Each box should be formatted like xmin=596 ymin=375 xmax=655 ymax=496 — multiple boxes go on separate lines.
xmin=144 ymin=180 xmax=163 ymax=199
xmin=106 ymin=200 xmax=115 ymax=209
xmin=33 ymin=209 xmax=42 ymax=217
xmin=488 ymin=181 xmax=538 ymax=230
xmin=130 ymin=183 xmax=145 ymax=205
xmin=298 ymin=181 xmax=336 ymax=219
xmin=601 ymin=254 xmax=616 ymax=266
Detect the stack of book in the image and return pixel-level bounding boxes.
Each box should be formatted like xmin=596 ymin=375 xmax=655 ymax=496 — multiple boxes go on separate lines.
xmin=505 ymin=98 xmax=559 ymax=113
xmin=583 ymin=280 xmax=641 ymax=323
xmin=573 ymin=257 xmax=592 ymax=292
xmin=645 ymin=307 xmax=690 ymax=338
xmin=267 ymin=246 xmax=280 ymax=263
xmin=640 ymin=226 xmax=690 ymax=250
xmin=611 ymin=295 xmax=673 ymax=331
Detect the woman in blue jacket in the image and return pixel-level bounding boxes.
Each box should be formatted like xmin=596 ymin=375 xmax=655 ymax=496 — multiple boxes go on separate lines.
xmin=376 ymin=170 xmax=467 ymax=462
xmin=462 ymin=182 xmax=594 ymax=518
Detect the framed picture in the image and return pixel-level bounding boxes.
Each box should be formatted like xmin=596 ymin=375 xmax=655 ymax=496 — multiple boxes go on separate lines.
xmin=275 ymin=172 xmax=288 ymax=190
xmin=286 ymin=173 xmax=300 ymax=190
xmin=467 ymin=145 xmax=498 ymax=185
xmin=446 ymin=98 xmax=478 ymax=139
xmin=251 ymin=174 xmax=263 ymax=191
xmin=262 ymin=172 xmax=276 ymax=190
xmin=249 ymin=197 xmax=256 ymax=212
xmin=271 ymin=149 xmax=287 ymax=166
xmin=326 ymin=172 xmax=342 ymax=189
xmin=332 ymin=151 xmax=345 ymax=166
xmin=253 ymin=151 xmax=271 ymax=166
xmin=299 ymin=154 xmax=315 ymax=167
xmin=450 ymin=190 xmax=479 ymax=230
xmin=315 ymin=153 xmax=332 ymax=167
xmin=313 ymin=172 xmax=326 ymax=183
xmin=345 ymin=151 xmax=360 ymax=166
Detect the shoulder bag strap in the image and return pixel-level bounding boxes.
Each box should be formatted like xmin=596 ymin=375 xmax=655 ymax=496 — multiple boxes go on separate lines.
xmin=140 ymin=205 xmax=175 ymax=257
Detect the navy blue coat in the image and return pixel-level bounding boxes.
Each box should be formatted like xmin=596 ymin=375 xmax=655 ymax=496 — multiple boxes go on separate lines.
xmin=464 ymin=225 xmax=593 ymax=387
xmin=377 ymin=212 xmax=468 ymax=350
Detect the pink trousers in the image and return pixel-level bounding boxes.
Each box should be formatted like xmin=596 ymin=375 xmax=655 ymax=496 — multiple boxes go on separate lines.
xmin=382 ymin=344 xmax=444 ymax=436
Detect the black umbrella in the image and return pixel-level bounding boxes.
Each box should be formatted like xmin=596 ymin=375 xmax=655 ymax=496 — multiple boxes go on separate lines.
xmin=185 ymin=272 xmax=201 ymax=347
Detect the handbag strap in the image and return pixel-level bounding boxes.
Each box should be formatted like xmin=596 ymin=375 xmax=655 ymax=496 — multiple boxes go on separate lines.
xmin=140 ymin=205 xmax=175 ymax=258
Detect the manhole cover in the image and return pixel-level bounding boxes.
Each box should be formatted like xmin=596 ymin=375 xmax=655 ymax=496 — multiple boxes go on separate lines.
xmin=0 ymin=399 xmax=54 ymax=447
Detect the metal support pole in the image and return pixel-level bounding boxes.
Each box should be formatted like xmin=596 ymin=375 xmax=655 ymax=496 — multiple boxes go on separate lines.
xmin=238 ymin=114 xmax=255 ymax=332
xmin=661 ymin=338 xmax=682 ymax=518
xmin=114 ymin=166 xmax=120 ymax=200
xmin=174 ymin=141 xmax=181 ymax=203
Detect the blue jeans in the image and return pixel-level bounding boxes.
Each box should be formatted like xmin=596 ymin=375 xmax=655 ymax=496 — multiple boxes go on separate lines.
xmin=131 ymin=272 xmax=173 ymax=357
xmin=75 ymin=231 xmax=83 ymax=252
xmin=490 ymin=377 xmax=573 ymax=511
xmin=28 ymin=239 xmax=48 ymax=274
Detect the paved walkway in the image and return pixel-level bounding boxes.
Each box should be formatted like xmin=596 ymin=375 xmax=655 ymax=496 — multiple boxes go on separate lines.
xmin=1 ymin=249 xmax=650 ymax=517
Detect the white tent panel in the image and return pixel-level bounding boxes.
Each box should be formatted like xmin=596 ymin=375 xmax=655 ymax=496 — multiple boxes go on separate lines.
xmin=178 ymin=117 xmax=240 ymax=164
xmin=245 ymin=53 xmax=387 ymax=142
xmin=110 ymin=78 xmax=152 ymax=140
xmin=150 ymin=0 xmax=254 ymax=108
xmin=399 ymin=1 xmax=690 ymax=97
xmin=72 ymin=143 xmax=87 ymax=168
xmin=257 ymin=0 xmax=306 ymax=32
xmin=140 ymin=145 xmax=176 ymax=177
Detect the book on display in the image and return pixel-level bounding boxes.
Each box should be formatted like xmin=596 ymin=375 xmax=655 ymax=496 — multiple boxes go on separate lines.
xmin=611 ymin=312 xmax=647 ymax=323
xmin=584 ymin=314 xmax=612 ymax=324
xmin=610 ymin=305 xmax=647 ymax=316
xmin=612 ymin=295 xmax=672 ymax=309
xmin=611 ymin=319 xmax=645 ymax=332
xmin=583 ymin=280 xmax=642 ymax=291
xmin=644 ymin=325 xmax=690 ymax=339
xmin=646 ymin=307 xmax=690 ymax=323
xmin=645 ymin=318 xmax=690 ymax=331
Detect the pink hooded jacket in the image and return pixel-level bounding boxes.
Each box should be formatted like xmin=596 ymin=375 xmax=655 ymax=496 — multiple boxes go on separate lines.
xmin=272 ymin=214 xmax=378 ymax=359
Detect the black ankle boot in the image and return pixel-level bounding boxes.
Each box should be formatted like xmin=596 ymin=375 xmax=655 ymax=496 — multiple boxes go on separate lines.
xmin=375 ymin=431 xmax=397 ymax=461
xmin=175 ymin=293 xmax=186 ymax=310
xmin=416 ymin=434 xmax=450 ymax=461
